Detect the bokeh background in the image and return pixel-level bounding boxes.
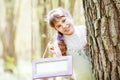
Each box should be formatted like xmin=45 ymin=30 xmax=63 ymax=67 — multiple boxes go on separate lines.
xmin=0 ymin=0 xmax=85 ymax=80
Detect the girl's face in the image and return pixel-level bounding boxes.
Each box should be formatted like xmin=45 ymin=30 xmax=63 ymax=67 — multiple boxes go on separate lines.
xmin=53 ymin=16 xmax=74 ymax=35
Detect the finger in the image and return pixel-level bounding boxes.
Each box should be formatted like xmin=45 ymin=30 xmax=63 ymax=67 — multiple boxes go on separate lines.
xmin=50 ymin=47 xmax=54 ymax=50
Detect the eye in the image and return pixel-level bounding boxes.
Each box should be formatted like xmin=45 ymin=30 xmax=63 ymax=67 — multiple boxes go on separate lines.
xmin=62 ymin=19 xmax=66 ymax=23
xmin=56 ymin=25 xmax=61 ymax=28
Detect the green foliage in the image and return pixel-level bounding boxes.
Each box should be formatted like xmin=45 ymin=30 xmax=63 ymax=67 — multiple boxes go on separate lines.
xmin=5 ymin=56 xmax=15 ymax=70
xmin=41 ymin=34 xmax=46 ymax=38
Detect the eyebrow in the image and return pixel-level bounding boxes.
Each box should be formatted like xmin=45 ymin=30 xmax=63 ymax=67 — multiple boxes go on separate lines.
xmin=54 ymin=17 xmax=66 ymax=27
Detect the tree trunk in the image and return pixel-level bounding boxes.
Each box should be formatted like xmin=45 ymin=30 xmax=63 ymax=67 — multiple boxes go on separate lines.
xmin=36 ymin=0 xmax=47 ymax=58
xmin=69 ymin=0 xmax=76 ymax=16
xmin=83 ymin=0 xmax=120 ymax=80
xmin=1 ymin=0 xmax=17 ymax=72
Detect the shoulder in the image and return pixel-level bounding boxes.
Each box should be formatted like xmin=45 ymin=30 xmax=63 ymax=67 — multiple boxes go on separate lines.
xmin=75 ymin=25 xmax=86 ymax=36
xmin=75 ymin=25 xmax=86 ymax=31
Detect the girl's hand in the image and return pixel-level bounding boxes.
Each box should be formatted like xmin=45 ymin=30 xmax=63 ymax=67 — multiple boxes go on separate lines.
xmin=84 ymin=43 xmax=89 ymax=49
xmin=48 ymin=42 xmax=55 ymax=53
xmin=48 ymin=41 xmax=62 ymax=57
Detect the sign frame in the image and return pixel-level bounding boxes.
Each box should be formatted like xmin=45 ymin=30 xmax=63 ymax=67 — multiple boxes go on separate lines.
xmin=32 ymin=56 xmax=72 ymax=79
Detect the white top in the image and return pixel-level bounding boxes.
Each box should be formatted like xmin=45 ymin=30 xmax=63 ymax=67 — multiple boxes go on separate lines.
xmin=64 ymin=25 xmax=87 ymax=55
xmin=63 ymin=25 xmax=93 ymax=80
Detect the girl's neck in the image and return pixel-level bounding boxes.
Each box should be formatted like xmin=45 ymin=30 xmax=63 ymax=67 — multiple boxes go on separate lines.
xmin=64 ymin=27 xmax=76 ymax=37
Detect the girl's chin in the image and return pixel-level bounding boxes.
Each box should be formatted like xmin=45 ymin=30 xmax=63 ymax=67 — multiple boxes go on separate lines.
xmin=65 ymin=30 xmax=74 ymax=35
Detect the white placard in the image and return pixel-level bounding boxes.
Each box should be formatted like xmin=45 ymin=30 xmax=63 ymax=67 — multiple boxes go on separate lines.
xmin=32 ymin=56 xmax=72 ymax=79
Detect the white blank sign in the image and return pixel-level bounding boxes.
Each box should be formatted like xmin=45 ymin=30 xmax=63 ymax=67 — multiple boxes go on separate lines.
xmin=32 ymin=56 xmax=72 ymax=79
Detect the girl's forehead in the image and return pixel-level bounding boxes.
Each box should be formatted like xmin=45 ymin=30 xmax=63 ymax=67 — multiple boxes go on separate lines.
xmin=53 ymin=16 xmax=65 ymax=23
xmin=49 ymin=10 xmax=65 ymax=22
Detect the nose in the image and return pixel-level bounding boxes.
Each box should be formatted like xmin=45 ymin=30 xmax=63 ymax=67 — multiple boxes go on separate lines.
xmin=61 ymin=23 xmax=66 ymax=28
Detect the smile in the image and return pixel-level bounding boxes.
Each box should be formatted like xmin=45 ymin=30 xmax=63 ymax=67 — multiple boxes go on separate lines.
xmin=64 ymin=25 xmax=70 ymax=32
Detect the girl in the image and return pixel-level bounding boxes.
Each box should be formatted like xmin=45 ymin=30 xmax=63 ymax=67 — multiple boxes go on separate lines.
xmin=47 ymin=7 xmax=94 ymax=80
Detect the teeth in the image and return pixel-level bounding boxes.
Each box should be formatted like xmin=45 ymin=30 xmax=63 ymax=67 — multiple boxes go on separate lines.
xmin=64 ymin=25 xmax=70 ymax=32
xmin=67 ymin=25 xmax=69 ymax=28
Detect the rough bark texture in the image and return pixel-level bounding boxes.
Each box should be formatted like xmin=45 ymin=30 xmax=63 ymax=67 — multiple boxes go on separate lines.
xmin=83 ymin=0 xmax=120 ymax=80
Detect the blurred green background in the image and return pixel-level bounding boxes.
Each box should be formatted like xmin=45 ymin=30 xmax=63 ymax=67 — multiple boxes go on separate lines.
xmin=0 ymin=0 xmax=85 ymax=80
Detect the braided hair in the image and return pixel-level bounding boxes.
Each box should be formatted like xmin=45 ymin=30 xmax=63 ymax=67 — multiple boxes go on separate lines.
xmin=57 ymin=32 xmax=67 ymax=56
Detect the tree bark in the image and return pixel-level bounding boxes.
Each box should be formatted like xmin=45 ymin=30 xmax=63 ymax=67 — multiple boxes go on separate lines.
xmin=36 ymin=0 xmax=48 ymax=58
xmin=83 ymin=0 xmax=120 ymax=80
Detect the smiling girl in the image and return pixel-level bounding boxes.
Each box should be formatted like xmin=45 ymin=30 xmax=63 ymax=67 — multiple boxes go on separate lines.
xmin=47 ymin=7 xmax=94 ymax=80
